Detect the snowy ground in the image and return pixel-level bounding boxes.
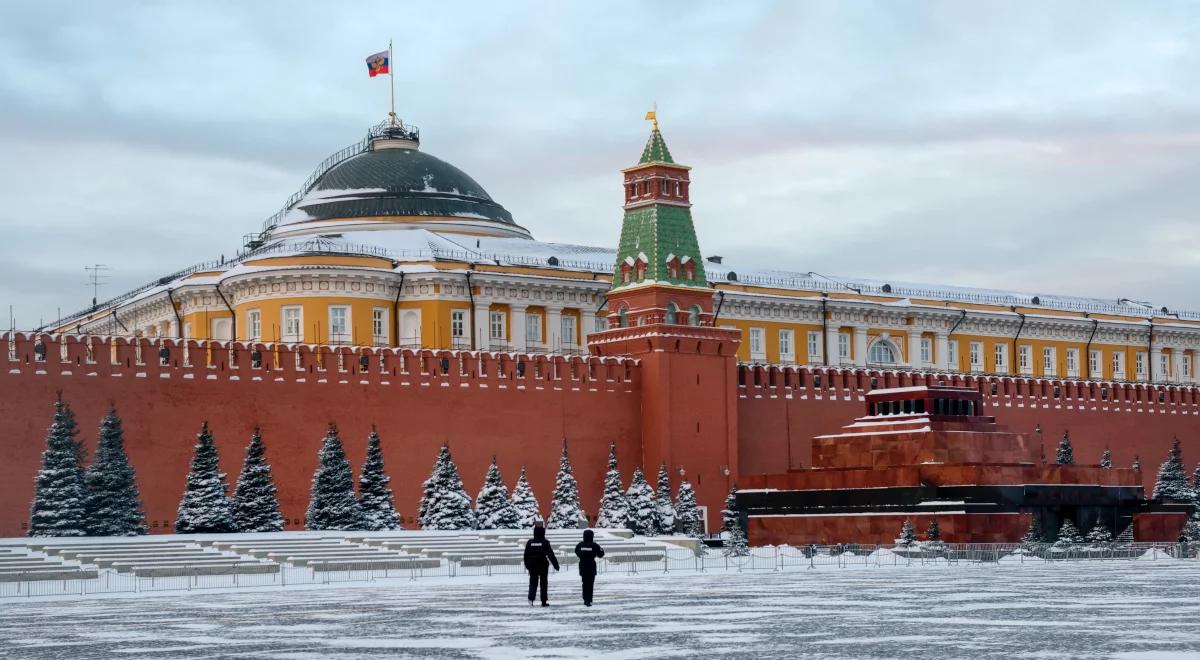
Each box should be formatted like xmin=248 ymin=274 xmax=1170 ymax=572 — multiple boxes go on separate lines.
xmin=2 ymin=561 xmax=1199 ymax=659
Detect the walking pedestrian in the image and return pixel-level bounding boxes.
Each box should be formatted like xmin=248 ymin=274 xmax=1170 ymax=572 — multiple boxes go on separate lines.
xmin=574 ymin=529 xmax=605 ymax=607
xmin=524 ymin=525 xmax=559 ymax=606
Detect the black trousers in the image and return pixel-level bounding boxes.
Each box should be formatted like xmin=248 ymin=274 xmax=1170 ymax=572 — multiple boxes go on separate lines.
xmin=581 ymin=573 xmax=596 ymax=604
xmin=528 ymin=570 xmax=549 ymax=603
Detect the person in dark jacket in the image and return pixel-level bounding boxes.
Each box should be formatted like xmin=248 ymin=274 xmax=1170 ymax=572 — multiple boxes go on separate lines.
xmin=524 ymin=525 xmax=559 ymax=606
xmin=574 ymin=529 xmax=605 ymax=606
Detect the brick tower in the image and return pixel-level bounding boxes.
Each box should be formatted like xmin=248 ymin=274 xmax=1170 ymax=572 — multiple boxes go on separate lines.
xmin=588 ymin=116 xmax=741 ymax=531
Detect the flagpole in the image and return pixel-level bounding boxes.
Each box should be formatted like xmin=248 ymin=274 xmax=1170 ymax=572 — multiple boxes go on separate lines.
xmin=388 ymin=38 xmax=396 ymax=126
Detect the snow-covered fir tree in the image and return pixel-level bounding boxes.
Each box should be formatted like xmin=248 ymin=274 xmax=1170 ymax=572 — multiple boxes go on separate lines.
xmin=1053 ymin=519 xmax=1084 ymax=548
xmin=358 ymin=429 xmax=401 ymax=531
xmin=1021 ymin=517 xmax=1043 ymax=549
xmin=654 ymin=463 xmax=676 ymax=534
xmin=1099 ymin=447 xmax=1112 ymax=469
xmin=1055 ymin=431 xmax=1074 ymax=465
xmin=925 ymin=518 xmax=944 ymax=547
xmin=83 ymin=405 xmax=147 ymax=536
xmin=1085 ymin=521 xmax=1112 ymax=545
xmin=175 ymin=421 xmax=235 ymax=534
xmin=547 ymin=442 xmax=584 ymax=529
xmin=1184 ymin=512 xmax=1200 ymax=542
xmin=231 ymin=430 xmax=284 ymax=533
xmin=623 ymin=467 xmax=657 ymax=536
xmin=1152 ymin=437 xmax=1192 ymax=502
xmin=595 ymin=443 xmax=628 ymax=529
xmin=28 ymin=398 xmax=87 ymax=537
xmin=417 ymin=446 xmax=449 ymax=528
xmin=509 ymin=465 xmax=541 ymax=528
xmin=420 ymin=444 xmax=475 ymax=530
xmin=674 ymin=479 xmax=702 ymax=538
xmin=1193 ymin=463 xmax=1200 ymax=503
xmin=721 ymin=485 xmax=749 ymax=557
xmin=305 ymin=424 xmax=365 ymax=531
xmin=474 ymin=457 xmax=519 ymax=529
xmin=897 ymin=519 xmax=917 ymax=546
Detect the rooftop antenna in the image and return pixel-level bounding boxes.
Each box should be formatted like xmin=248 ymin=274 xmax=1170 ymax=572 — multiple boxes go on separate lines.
xmin=84 ymin=264 xmax=112 ymax=307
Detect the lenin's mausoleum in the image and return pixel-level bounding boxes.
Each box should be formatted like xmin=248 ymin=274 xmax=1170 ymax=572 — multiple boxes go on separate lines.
xmin=2 ymin=115 xmax=1197 ymax=542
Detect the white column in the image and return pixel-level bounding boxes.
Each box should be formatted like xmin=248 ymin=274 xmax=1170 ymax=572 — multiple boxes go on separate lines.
xmin=1171 ymin=347 xmax=1184 ymax=384
xmin=825 ymin=324 xmax=840 ymax=366
xmin=473 ymin=302 xmax=490 ymax=351
xmin=853 ymin=326 xmax=868 ymax=367
xmin=510 ymin=304 xmax=528 ymax=353
xmin=907 ymin=332 xmax=922 ymax=368
xmin=935 ymin=333 xmax=950 ymax=371
xmin=579 ymin=308 xmax=596 ymax=346
xmin=1150 ymin=344 xmax=1164 ymax=383
xmin=546 ymin=306 xmax=563 ymax=353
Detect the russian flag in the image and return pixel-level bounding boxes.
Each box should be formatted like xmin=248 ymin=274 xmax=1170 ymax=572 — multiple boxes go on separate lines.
xmin=366 ymin=50 xmax=390 ymax=77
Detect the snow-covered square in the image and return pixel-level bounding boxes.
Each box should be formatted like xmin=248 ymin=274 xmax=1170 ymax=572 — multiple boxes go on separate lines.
xmin=3 ymin=560 xmax=1200 ymax=659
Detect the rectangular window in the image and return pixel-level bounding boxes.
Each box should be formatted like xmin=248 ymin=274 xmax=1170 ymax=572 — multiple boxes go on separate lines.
xmin=372 ymin=308 xmax=387 ymax=344
xmin=1136 ymin=352 xmax=1147 ymax=378
xmin=1089 ymin=350 xmax=1100 ymax=377
xmin=1066 ymin=348 xmax=1079 ymax=378
xmin=1112 ymin=352 xmax=1125 ymax=379
xmin=1018 ymin=345 xmax=1031 ymax=373
xmin=994 ymin=344 xmax=1007 ymax=371
xmin=948 ymin=340 xmax=958 ymax=369
xmin=526 ymin=313 xmax=542 ymax=343
xmin=1184 ymin=355 xmax=1192 ymax=379
xmin=779 ymin=329 xmax=794 ymax=362
xmin=247 ymin=310 xmax=261 ymax=341
xmin=489 ymin=311 xmax=506 ymax=341
xmin=1160 ymin=353 xmax=1170 ymax=378
xmin=282 ymin=306 xmax=302 ymax=343
xmin=749 ymin=327 xmax=765 ymax=359
xmin=328 ymin=306 xmax=350 ymax=344
xmin=920 ymin=337 xmax=931 ymax=365
xmin=969 ymin=342 xmax=982 ymax=370
xmin=450 ymin=309 xmax=467 ymax=339
xmin=807 ymin=331 xmax=821 ymax=362
xmin=838 ymin=333 xmax=850 ymax=361
xmin=594 ymin=316 xmax=607 ymax=333
xmin=561 ymin=316 xmax=577 ymax=346
xmin=1042 ymin=347 xmax=1055 ymax=376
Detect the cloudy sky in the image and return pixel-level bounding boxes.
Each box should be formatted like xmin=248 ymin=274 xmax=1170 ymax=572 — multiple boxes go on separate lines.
xmin=1 ymin=1 xmax=1199 ymax=327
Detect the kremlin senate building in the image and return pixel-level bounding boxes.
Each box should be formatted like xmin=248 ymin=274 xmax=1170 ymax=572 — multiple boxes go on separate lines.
xmin=2 ymin=113 xmax=1197 ymax=544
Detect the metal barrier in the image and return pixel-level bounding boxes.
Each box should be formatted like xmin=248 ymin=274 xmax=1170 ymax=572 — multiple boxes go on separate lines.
xmin=0 ymin=542 xmax=1192 ymax=600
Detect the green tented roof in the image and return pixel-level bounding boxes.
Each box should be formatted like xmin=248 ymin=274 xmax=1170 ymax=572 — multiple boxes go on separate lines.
xmin=639 ymin=127 xmax=674 ymax=164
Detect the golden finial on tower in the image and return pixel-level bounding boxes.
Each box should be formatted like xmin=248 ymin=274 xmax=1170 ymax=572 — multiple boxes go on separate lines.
xmin=644 ymin=102 xmax=658 ymax=130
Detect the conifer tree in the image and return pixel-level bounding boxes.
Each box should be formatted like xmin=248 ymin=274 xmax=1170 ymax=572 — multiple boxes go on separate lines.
xmin=231 ymin=430 xmax=284 ymax=533
xmin=305 ymin=424 xmax=364 ymax=531
xmin=83 ymin=405 xmax=147 ymax=536
xmin=1085 ymin=521 xmax=1112 ymax=545
xmin=1193 ymin=463 xmax=1200 ymax=503
xmin=623 ymin=467 xmax=657 ymax=536
xmin=1099 ymin=447 xmax=1112 ymax=469
xmin=175 ymin=421 xmax=235 ymax=534
xmin=721 ymin=485 xmax=749 ymax=557
xmin=420 ymin=444 xmax=475 ymax=530
xmin=655 ymin=463 xmax=676 ymax=533
xmin=1184 ymin=511 xmax=1200 ymax=543
xmin=926 ymin=518 xmax=942 ymax=543
xmin=1021 ymin=517 xmax=1043 ymax=549
xmin=1055 ymin=430 xmax=1074 ymax=465
xmin=897 ymin=519 xmax=917 ymax=546
xmin=547 ymin=441 xmax=585 ymax=529
xmin=1152 ymin=437 xmax=1192 ymax=502
xmin=417 ymin=446 xmax=449 ymax=528
xmin=29 ymin=398 xmax=87 ymax=537
xmin=674 ymin=479 xmax=703 ymax=538
xmin=358 ymin=429 xmax=401 ymax=531
xmin=595 ymin=443 xmax=628 ymax=529
xmin=510 ymin=465 xmax=541 ymax=528
xmin=1053 ymin=519 xmax=1084 ymax=548
xmin=475 ymin=457 xmax=519 ymax=529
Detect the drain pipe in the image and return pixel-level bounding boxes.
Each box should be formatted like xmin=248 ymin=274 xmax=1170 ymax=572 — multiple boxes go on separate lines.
xmin=821 ymin=295 xmax=830 ymax=366
xmin=1083 ymin=317 xmax=1099 ymax=380
xmin=712 ymin=290 xmax=726 ymax=324
xmin=215 ymin=284 xmax=236 ymax=341
xmin=392 ymin=272 xmax=405 ymax=346
xmin=166 ymin=288 xmax=183 ymax=338
xmin=1011 ymin=310 xmax=1026 ymax=376
xmin=465 ymin=268 xmax=477 ymax=350
xmin=1147 ymin=319 xmax=1154 ymax=383
xmin=946 ymin=309 xmax=967 ymax=370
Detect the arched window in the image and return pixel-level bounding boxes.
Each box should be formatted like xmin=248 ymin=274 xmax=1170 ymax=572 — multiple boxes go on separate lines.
xmin=618 ymin=306 xmax=628 ymax=328
xmin=665 ymin=303 xmax=678 ymax=324
xmin=689 ymin=304 xmax=703 ymax=326
xmin=868 ymin=339 xmax=899 ymax=365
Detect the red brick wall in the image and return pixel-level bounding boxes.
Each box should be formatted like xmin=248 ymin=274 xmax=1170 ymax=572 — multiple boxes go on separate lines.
xmin=0 ymin=335 xmax=641 ymax=537
xmin=749 ymin=512 xmax=1031 ymax=545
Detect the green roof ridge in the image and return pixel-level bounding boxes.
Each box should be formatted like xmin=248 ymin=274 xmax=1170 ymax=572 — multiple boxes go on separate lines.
xmin=638 ymin=127 xmax=674 ymax=164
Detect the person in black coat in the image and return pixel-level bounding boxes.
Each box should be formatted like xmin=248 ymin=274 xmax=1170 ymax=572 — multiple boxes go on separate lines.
xmin=574 ymin=529 xmax=605 ymax=606
xmin=524 ymin=525 xmax=559 ymax=606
